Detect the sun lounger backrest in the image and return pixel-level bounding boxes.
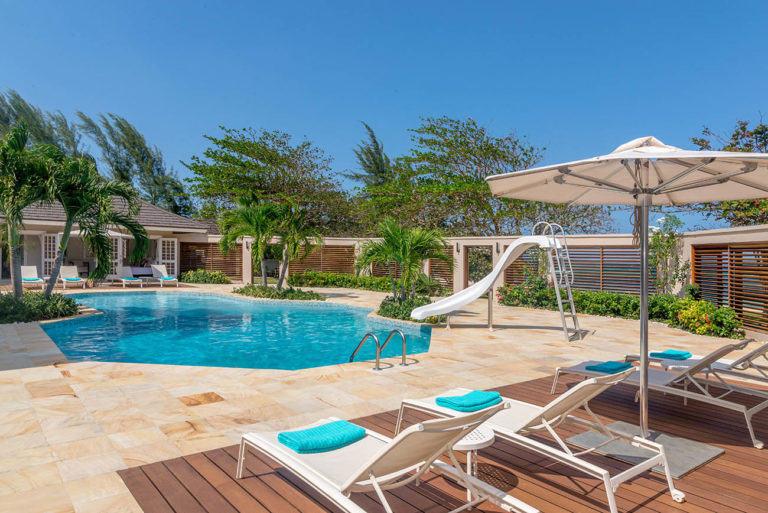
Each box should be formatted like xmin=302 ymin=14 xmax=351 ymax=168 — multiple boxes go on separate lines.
xmin=60 ymin=266 xmax=79 ymax=279
xmin=151 ymin=264 xmax=169 ymax=278
xmin=682 ymin=342 xmax=748 ymax=376
xmin=342 ymin=402 xmax=505 ymax=490
xmin=730 ymin=340 xmax=768 ymax=370
xmin=21 ymin=266 xmax=39 ymax=279
xmin=519 ymin=368 xmax=635 ymax=433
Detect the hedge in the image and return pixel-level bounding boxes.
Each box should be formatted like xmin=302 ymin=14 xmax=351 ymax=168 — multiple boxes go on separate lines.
xmin=377 ymin=296 xmax=445 ymax=324
xmin=497 ymin=278 xmax=744 ymax=339
xmin=179 ymin=269 xmax=232 ymax=284
xmin=287 ymin=270 xmax=449 ymax=296
xmin=233 ymin=285 xmax=325 ymax=301
xmin=0 ymin=292 xmax=79 ymax=324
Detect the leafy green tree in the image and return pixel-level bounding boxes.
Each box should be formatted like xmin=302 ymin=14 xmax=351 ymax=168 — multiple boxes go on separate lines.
xmin=692 ymin=120 xmax=768 ymax=225
xmin=0 ymin=124 xmax=56 ymax=298
xmin=355 ymin=219 xmax=451 ymax=301
xmin=218 ymin=196 xmax=281 ymax=286
xmin=362 ymin=116 xmax=612 ymax=236
xmin=183 ymin=127 xmax=353 ymax=231
xmin=78 ymin=113 xmax=195 ymax=216
xmin=44 ymin=154 xmax=149 ymax=296
xmin=649 ymin=215 xmax=689 ymax=294
xmin=345 ymin=122 xmax=392 ymax=188
xmin=274 ymin=203 xmax=321 ymax=290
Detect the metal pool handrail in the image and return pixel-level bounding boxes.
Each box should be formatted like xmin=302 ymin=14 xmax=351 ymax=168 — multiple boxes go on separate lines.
xmin=349 ymin=329 xmax=408 ymax=370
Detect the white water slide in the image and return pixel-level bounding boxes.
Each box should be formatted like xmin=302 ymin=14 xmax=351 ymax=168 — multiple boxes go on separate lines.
xmin=411 ymin=228 xmax=582 ymax=341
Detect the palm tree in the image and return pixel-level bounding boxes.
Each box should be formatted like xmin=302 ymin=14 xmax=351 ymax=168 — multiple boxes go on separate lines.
xmin=274 ymin=203 xmax=321 ymax=290
xmin=356 ymin=219 xmax=450 ymax=302
xmin=344 ymin=122 xmax=392 ymax=188
xmin=219 ymin=196 xmax=280 ymax=286
xmin=0 ymin=124 xmax=55 ymax=298
xmin=44 ymin=155 xmax=149 ymax=296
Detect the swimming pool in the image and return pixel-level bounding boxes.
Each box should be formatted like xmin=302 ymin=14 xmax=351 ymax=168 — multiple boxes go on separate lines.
xmin=42 ymin=292 xmax=431 ymax=370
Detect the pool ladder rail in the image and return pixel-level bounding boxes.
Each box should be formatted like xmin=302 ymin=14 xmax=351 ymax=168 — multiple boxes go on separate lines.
xmin=349 ymin=329 xmax=408 ymax=371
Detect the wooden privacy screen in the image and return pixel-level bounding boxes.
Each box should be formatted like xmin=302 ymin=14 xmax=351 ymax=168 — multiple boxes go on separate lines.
xmin=179 ymin=242 xmax=242 ymax=279
xmin=503 ymin=245 xmax=656 ymax=295
xmin=693 ymin=243 xmax=768 ymax=333
xmin=288 ymin=245 xmax=356 ymax=274
xmin=428 ymin=247 xmax=453 ymax=289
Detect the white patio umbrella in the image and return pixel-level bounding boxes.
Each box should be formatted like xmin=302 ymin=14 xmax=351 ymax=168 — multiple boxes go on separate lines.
xmin=486 ymin=136 xmax=768 ymax=436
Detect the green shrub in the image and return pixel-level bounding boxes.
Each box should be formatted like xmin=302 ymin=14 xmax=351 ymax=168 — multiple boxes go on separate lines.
xmin=684 ymin=283 xmax=701 ymax=300
xmin=179 ymin=269 xmax=232 ymax=284
xmin=0 ymin=292 xmax=79 ymax=324
xmin=287 ymin=270 xmax=449 ymax=296
xmin=496 ymin=280 xmax=744 ymax=338
xmin=377 ymin=296 xmax=445 ymax=323
xmin=233 ymin=285 xmax=325 ymax=301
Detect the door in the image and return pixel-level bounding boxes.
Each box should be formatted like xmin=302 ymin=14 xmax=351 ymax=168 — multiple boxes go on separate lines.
xmin=158 ymin=238 xmax=178 ymax=276
xmin=41 ymin=234 xmax=59 ymax=277
xmin=110 ymin=237 xmax=121 ymax=275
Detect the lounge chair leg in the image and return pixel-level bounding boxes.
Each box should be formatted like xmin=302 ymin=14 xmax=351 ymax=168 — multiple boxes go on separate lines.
xmin=745 ymin=412 xmax=764 ymax=449
xmin=395 ymin=403 xmax=406 ymax=435
xmin=550 ymin=368 xmax=562 ymax=394
xmin=236 ymin=439 xmax=247 ymax=479
xmin=603 ymin=474 xmax=619 ymax=513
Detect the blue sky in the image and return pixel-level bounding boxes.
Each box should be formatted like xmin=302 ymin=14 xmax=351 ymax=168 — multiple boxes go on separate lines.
xmin=2 ymin=1 xmax=766 ymax=232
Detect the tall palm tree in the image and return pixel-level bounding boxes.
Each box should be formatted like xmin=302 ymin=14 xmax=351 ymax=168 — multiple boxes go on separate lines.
xmin=0 ymin=124 xmax=55 ymax=298
xmin=219 ymin=196 xmax=280 ymax=286
xmin=274 ymin=203 xmax=321 ymax=290
xmin=356 ymin=219 xmax=450 ymax=302
xmin=44 ymin=155 xmax=149 ymax=296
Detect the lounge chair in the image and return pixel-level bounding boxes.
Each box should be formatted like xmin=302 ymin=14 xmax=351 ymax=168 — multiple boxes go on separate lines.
xmin=113 ymin=266 xmax=143 ymax=288
xmin=20 ymin=266 xmax=46 ymax=290
xmin=58 ymin=266 xmax=86 ymax=289
xmin=396 ymin=369 xmax=685 ymax=513
xmin=236 ymin=404 xmax=539 ymax=513
xmin=151 ymin=264 xmax=178 ymax=287
xmin=553 ymin=340 xmax=768 ymax=449
xmin=625 ymin=339 xmax=768 ymax=385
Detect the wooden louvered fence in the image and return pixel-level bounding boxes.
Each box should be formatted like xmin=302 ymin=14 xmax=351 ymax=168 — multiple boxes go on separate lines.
xmin=692 ymin=243 xmax=768 ymax=333
xmin=503 ymin=245 xmax=656 ymax=295
xmin=287 ymin=245 xmax=356 ymax=274
xmin=179 ymin=243 xmax=242 ymax=279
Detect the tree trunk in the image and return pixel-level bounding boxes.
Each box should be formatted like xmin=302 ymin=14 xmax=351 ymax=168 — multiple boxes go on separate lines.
xmin=388 ymin=263 xmax=397 ymax=298
xmin=45 ymin=219 xmax=73 ymax=297
xmin=276 ymin=247 xmax=289 ymax=290
xmin=399 ymin=264 xmax=406 ymax=302
xmin=260 ymin=259 xmax=268 ymax=287
xmin=8 ymin=224 xmax=22 ymax=299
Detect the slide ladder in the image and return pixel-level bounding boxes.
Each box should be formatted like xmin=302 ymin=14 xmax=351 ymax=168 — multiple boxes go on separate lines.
xmin=533 ymin=222 xmax=582 ymax=342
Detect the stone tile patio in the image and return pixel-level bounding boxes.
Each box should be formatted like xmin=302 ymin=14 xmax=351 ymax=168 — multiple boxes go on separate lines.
xmin=0 ymin=284 xmax=758 ymax=512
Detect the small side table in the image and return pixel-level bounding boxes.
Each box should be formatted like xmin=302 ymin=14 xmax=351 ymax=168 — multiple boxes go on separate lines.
xmin=453 ymin=425 xmax=495 ymax=505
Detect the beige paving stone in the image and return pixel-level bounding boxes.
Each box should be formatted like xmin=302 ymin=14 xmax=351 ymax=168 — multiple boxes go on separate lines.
xmin=116 ymin=440 xmax=182 ymax=467
xmin=25 ymin=379 xmax=77 ymax=399
xmin=108 ymin=427 xmax=168 ymax=449
xmin=51 ymin=435 xmax=115 ymax=460
xmin=0 ymin=462 xmax=63 ymax=496
xmin=72 ymin=492 xmax=142 ymax=513
xmin=0 ymin=484 xmax=74 ymax=513
xmin=56 ymin=452 xmax=126 ymax=482
xmin=0 ymin=446 xmax=57 ymax=474
xmin=63 ymin=471 xmax=128 ymax=505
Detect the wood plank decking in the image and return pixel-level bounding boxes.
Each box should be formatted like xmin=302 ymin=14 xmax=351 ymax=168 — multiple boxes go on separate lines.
xmin=119 ymin=374 xmax=768 ymax=513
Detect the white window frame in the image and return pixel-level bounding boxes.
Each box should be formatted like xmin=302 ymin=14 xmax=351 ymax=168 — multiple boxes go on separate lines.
xmin=158 ymin=238 xmax=178 ymax=277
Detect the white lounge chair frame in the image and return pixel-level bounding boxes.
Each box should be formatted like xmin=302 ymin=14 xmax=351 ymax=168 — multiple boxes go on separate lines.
xmin=112 ymin=266 xmax=143 ymax=288
xmin=237 ymin=406 xmax=538 ymax=513
xmin=20 ymin=266 xmax=45 ymax=289
xmin=59 ymin=265 xmax=86 ymax=289
xmin=554 ymin=340 xmax=768 ymax=449
xmin=395 ymin=370 xmax=685 ymax=513
xmin=151 ymin=264 xmax=178 ymax=287
xmin=626 ymin=339 xmax=768 ymax=385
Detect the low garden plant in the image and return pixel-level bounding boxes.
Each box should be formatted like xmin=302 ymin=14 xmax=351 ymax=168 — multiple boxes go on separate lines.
xmin=233 ymin=284 xmax=325 ymax=301
xmin=179 ymin=269 xmax=232 ymax=284
xmin=497 ymin=278 xmax=745 ymax=338
xmin=377 ymin=295 xmax=445 ymax=324
xmin=287 ymin=270 xmax=449 ymax=296
xmin=0 ymin=292 xmax=79 ymax=324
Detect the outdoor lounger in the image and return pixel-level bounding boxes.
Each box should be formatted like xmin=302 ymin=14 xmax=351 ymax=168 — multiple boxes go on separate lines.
xmin=113 ymin=266 xmax=143 ymax=288
xmin=151 ymin=264 xmax=178 ymax=287
xmin=236 ymin=404 xmax=538 ymax=513
xmin=58 ymin=265 xmax=86 ymax=289
xmin=20 ymin=266 xmax=46 ymax=289
xmin=396 ymin=369 xmax=685 ymax=513
xmin=553 ymin=340 xmax=768 ymax=449
xmin=625 ymin=339 xmax=768 ymax=386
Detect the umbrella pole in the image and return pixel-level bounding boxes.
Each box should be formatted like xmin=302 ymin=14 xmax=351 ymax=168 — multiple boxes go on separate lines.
xmin=639 ymin=194 xmax=651 ymax=438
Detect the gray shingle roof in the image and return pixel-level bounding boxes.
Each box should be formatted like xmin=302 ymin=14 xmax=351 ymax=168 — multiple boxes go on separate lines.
xmin=17 ymin=199 xmax=208 ymax=232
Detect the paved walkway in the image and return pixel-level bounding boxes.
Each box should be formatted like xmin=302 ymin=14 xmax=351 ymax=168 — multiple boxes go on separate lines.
xmin=0 ymin=285 xmax=754 ymax=512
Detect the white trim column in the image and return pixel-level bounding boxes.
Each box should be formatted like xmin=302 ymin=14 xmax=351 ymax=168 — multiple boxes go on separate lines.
xmin=242 ymin=237 xmax=253 ymax=284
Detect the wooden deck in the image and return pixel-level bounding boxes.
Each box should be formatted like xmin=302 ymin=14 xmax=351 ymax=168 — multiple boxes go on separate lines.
xmin=119 ymin=374 xmax=768 ymax=513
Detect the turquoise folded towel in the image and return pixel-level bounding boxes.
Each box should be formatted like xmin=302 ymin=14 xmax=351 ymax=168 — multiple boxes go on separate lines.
xmin=435 ymin=390 xmax=502 ymax=412
xmin=22 ymin=278 xmax=39 ymax=282
xmin=64 ymin=277 xmax=81 ymax=281
xmin=585 ymin=361 xmax=633 ymax=373
xmin=123 ymin=277 xmax=139 ymax=281
xmin=160 ymin=276 xmax=175 ymax=280
xmin=650 ymin=350 xmax=692 ymax=360
xmin=278 ymin=420 xmax=366 ymax=454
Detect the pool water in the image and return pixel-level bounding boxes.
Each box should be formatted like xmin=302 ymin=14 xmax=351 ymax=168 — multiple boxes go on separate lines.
xmin=42 ymin=292 xmax=431 ymax=370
